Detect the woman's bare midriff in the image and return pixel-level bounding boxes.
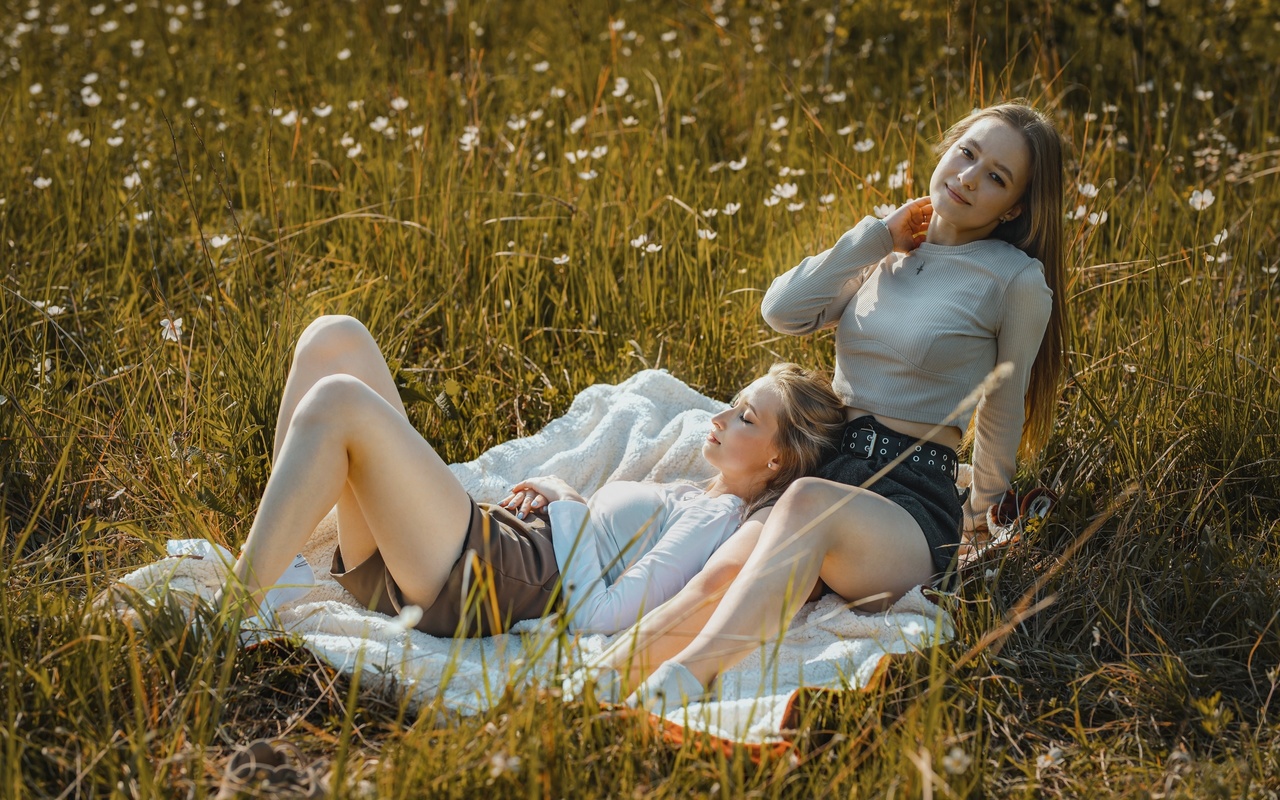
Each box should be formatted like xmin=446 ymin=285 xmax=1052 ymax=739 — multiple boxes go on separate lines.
xmin=843 ymin=406 xmax=963 ymax=451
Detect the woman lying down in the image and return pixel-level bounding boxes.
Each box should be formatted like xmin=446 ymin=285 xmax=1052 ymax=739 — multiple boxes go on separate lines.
xmin=216 ymin=315 xmax=845 ymax=637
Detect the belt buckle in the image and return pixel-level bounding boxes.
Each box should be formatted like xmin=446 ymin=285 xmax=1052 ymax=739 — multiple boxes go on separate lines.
xmin=842 ymin=425 xmax=876 ymax=459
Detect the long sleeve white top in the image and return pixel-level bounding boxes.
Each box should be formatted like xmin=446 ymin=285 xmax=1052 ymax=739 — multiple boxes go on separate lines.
xmin=760 ymin=215 xmax=1052 ymax=520
xmin=546 ymin=482 xmax=744 ymax=633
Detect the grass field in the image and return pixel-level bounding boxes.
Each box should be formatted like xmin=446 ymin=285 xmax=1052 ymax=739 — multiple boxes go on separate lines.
xmin=3 ymin=0 xmax=1279 ymax=796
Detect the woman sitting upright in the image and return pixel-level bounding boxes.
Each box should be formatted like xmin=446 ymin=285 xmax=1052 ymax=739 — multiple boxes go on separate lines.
xmin=621 ymin=102 xmax=1070 ymax=706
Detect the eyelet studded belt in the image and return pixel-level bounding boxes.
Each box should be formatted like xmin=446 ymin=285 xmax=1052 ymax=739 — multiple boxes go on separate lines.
xmin=839 ymin=419 xmax=958 ymax=482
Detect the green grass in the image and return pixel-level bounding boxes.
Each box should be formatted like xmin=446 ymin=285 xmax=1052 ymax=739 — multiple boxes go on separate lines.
xmin=3 ymin=0 xmax=1279 ymax=796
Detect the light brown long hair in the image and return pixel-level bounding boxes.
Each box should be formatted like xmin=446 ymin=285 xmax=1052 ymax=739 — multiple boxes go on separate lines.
xmin=740 ymin=362 xmax=846 ymax=516
xmin=939 ymin=102 xmax=1068 ymax=457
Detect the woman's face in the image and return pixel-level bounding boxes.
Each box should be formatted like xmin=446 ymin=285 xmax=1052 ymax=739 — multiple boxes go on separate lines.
xmin=928 ymin=117 xmax=1032 ymax=245
xmin=703 ymin=376 xmax=783 ymax=484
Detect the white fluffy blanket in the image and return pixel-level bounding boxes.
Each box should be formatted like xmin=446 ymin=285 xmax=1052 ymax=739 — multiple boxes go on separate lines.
xmin=109 ymin=370 xmax=953 ymax=744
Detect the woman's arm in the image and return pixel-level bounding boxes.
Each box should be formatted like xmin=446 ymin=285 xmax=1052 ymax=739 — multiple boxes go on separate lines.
xmin=966 ymin=264 xmax=1053 ymax=527
xmin=760 ymin=198 xmax=933 ymax=335
xmin=599 ymin=511 xmax=769 ymax=687
xmin=551 ymin=497 xmax=748 ymax=634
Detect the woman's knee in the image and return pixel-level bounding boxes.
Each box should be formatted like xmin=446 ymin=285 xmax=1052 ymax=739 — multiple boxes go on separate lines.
xmin=294 ymin=314 xmax=375 ymax=363
xmin=776 ymin=477 xmax=855 ymax=523
xmin=291 ymin=374 xmax=379 ymax=430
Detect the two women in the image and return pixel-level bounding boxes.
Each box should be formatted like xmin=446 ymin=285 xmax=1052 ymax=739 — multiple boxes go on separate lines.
xmin=219 ymin=314 xmax=844 ymax=637
xmin=609 ymin=102 xmax=1069 ymax=707
xmin=222 ymin=100 xmax=1068 ymax=714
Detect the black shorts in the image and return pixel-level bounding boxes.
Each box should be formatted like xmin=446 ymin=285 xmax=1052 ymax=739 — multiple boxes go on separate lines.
xmin=814 ymin=417 xmax=964 ymax=578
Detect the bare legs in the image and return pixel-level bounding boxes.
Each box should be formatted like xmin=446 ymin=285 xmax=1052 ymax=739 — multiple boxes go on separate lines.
xmin=636 ymin=477 xmax=935 ymax=691
xmin=226 ymin=315 xmax=472 ymax=612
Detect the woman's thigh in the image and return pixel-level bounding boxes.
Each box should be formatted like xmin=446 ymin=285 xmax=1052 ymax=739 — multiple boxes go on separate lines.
xmin=304 ymin=375 xmax=474 ymax=607
xmin=777 ymin=478 xmax=935 ymax=609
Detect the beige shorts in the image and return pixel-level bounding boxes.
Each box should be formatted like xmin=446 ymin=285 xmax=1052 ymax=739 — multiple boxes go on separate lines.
xmin=330 ymin=499 xmax=561 ymax=637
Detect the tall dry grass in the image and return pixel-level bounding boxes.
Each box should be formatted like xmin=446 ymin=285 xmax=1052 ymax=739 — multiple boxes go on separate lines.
xmin=2 ymin=0 xmax=1278 ymax=796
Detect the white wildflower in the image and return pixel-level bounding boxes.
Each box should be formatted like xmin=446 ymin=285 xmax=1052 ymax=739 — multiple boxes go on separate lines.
xmin=1193 ymin=88 xmax=1213 ymax=102
xmin=630 ymin=234 xmax=651 ymax=248
xmin=338 ymin=48 xmax=352 ymax=60
xmin=1189 ymin=189 xmax=1215 ymax=211
xmin=160 ymin=317 xmax=183 ymax=343
xmin=346 ymin=143 xmax=363 ymax=158
xmin=532 ymin=60 xmax=549 ymax=73
xmin=312 ymin=103 xmax=332 ymax=117
xmin=29 ymin=83 xmax=42 ymax=96
xmin=549 ymin=87 xmax=566 ymax=99
xmin=836 ymin=124 xmax=853 ymax=136
xmin=819 ymin=193 xmax=836 ymax=205
xmin=552 ymin=254 xmax=569 ymax=265
xmin=1036 ymin=746 xmax=1064 ymax=771
xmin=853 ymin=138 xmax=874 ymax=153
xmin=1212 ymin=228 xmax=1228 ymax=247
xmin=388 ymin=604 xmax=422 ymax=633
xmin=33 ymin=177 xmax=52 ymax=189
xmin=763 ymin=195 xmax=781 ymax=207
xmin=771 ymin=182 xmax=798 ymax=199
xmin=1078 ymin=182 xmax=1099 ymax=198
xmin=458 ymin=126 xmax=480 ymax=152
xmin=1087 ymin=210 xmax=1108 ymax=225
xmin=369 ymin=116 xmax=390 ymax=132
xmin=123 ymin=172 xmax=142 ymax=190
xmin=568 ymin=115 xmax=588 ymax=134
xmin=786 ymin=202 xmax=805 ymax=212
xmin=644 ymin=243 xmax=661 ymax=253
xmin=488 ymin=751 xmax=522 ymax=778
xmin=390 ymin=97 xmax=409 ymax=112
xmin=696 ymin=228 xmax=717 ymax=240
xmin=107 ymin=136 xmax=124 ymax=147
xmin=942 ymin=747 xmax=971 ymax=775
xmin=209 ymin=234 xmax=232 ymax=249
xmin=590 ymin=145 xmax=608 ymax=159
xmin=701 ymin=208 xmax=719 ymax=217
xmin=577 ymin=170 xmax=598 ymax=181
xmin=612 ymin=77 xmax=629 ymax=97
xmin=621 ymin=116 xmax=638 ymax=126
xmin=770 ymin=115 xmax=788 ymax=131
xmin=279 ymin=109 xmax=298 ymax=126
xmin=873 ymin=203 xmax=895 ymax=219
xmin=727 ymin=157 xmax=747 ymax=171
xmin=722 ymin=202 xmax=741 ymax=215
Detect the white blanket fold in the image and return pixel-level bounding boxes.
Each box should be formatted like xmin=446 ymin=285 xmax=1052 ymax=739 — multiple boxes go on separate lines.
xmin=109 ymin=369 xmax=953 ymax=744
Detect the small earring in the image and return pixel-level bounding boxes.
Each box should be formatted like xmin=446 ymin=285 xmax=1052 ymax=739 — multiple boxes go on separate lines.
xmin=767 ymin=461 xmax=778 ymax=470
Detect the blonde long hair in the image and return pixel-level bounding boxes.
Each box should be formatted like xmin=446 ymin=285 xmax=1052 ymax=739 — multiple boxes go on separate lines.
xmin=939 ymin=102 xmax=1068 ymax=457
xmin=741 ymin=363 xmax=846 ymax=516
